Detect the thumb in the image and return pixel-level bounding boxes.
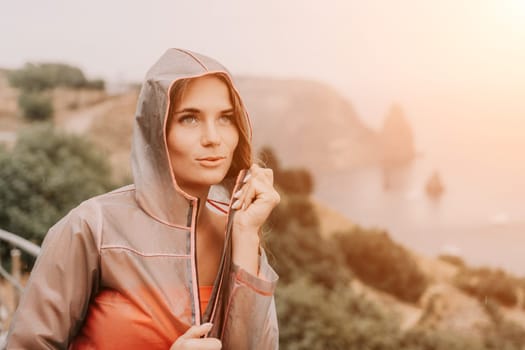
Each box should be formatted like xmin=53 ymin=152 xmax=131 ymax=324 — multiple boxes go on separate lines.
xmin=180 ymin=323 xmax=213 ymax=339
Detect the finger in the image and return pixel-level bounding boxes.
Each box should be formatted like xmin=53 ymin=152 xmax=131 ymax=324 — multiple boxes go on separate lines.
xmin=266 ymin=169 xmax=274 ymax=182
xmin=242 ymin=165 xmax=266 ymax=185
xmin=184 ymin=338 xmax=222 ymax=349
xmin=249 ymin=165 xmax=274 ymax=185
xmin=239 ymin=176 xmax=269 ymax=209
xmin=231 ymin=185 xmax=244 ymax=209
xmin=261 ymin=167 xmax=274 ymax=182
xmin=233 ymin=187 xmax=244 ymax=199
xmin=232 ymin=182 xmax=254 ymax=210
xmin=245 ymin=164 xmax=265 ymax=183
xmin=233 ymin=177 xmax=257 ymax=209
xmin=249 ymin=181 xmax=280 ymax=208
xmin=249 ymin=164 xmax=266 ymax=179
xmin=239 ymin=183 xmax=258 ymax=211
xmin=233 ymin=167 xmax=275 ymax=210
xmin=179 ymin=323 xmax=213 ymax=340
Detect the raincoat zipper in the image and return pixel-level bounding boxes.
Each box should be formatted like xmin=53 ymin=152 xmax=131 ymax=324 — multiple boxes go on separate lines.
xmin=190 ymin=198 xmax=202 ymax=325
xmin=202 ymin=170 xmax=247 ymax=330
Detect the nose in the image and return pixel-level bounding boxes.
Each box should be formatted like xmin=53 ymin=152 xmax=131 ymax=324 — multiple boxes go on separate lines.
xmin=201 ymin=120 xmax=220 ymax=146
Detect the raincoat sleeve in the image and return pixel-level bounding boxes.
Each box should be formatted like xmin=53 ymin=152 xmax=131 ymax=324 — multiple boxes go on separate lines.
xmin=6 ymin=203 xmax=100 ymax=349
xmin=221 ymin=249 xmax=279 ymax=350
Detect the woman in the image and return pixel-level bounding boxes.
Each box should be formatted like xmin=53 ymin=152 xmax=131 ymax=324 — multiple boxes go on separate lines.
xmin=7 ymin=48 xmax=280 ymax=349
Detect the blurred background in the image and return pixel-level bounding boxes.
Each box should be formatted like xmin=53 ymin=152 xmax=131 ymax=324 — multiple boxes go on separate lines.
xmin=1 ymin=1 xmax=525 ymax=348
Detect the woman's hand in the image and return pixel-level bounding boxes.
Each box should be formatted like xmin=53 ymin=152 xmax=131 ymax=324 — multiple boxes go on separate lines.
xmin=231 ymin=164 xmax=280 ymax=274
xmin=232 ymin=164 xmax=280 ymax=230
xmin=170 ymin=323 xmax=221 ymax=350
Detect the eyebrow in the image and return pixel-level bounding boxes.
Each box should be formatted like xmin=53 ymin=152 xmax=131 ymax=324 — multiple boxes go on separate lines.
xmin=174 ymin=107 xmax=234 ymax=114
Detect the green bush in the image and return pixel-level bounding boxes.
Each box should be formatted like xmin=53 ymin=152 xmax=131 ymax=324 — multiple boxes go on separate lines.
xmin=258 ymin=146 xmax=281 ymax=172
xmin=273 ymin=194 xmax=320 ymax=230
xmin=9 ymin=63 xmax=104 ymax=123
xmin=332 ymin=227 xmax=428 ymax=303
xmin=258 ymin=147 xmax=314 ymax=195
xmin=84 ymin=78 xmax=105 ymax=90
xmin=276 ymin=169 xmax=314 ymax=195
xmin=481 ymin=299 xmax=525 ymax=349
xmin=8 ymin=63 xmax=89 ymax=91
xmin=454 ymin=267 xmax=519 ymax=307
xmin=18 ymin=91 xmax=54 ymax=121
xmin=263 ymin=152 xmax=346 ymax=288
xmin=265 ymin=193 xmax=351 ymax=289
xmin=277 ymin=278 xmax=400 ymax=350
xmin=399 ymin=328 xmax=486 ymax=350
xmin=276 ymin=278 xmax=525 ymax=350
xmin=0 ymin=124 xmax=114 ymax=244
xmin=8 ymin=62 xmax=105 ymax=94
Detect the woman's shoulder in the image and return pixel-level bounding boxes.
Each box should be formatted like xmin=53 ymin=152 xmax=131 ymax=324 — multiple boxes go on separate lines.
xmin=94 ymin=184 xmax=136 ymax=200
xmin=43 ymin=185 xmax=139 ymax=246
xmin=56 ymin=185 xmax=138 ymax=229
xmin=82 ymin=184 xmax=137 ymax=209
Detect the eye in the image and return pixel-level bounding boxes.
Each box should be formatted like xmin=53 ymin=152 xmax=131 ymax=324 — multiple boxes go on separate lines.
xmin=218 ymin=114 xmax=234 ymax=125
xmin=178 ymin=114 xmax=198 ymax=125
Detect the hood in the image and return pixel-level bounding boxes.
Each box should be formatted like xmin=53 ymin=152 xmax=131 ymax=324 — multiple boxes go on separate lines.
xmin=131 ymin=48 xmax=252 ymax=227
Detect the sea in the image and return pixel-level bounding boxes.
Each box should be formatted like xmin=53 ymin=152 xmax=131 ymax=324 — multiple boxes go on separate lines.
xmin=314 ymin=95 xmax=525 ymax=276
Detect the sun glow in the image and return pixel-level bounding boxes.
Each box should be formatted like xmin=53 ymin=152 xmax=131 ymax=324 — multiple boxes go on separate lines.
xmin=494 ymin=0 xmax=525 ymax=32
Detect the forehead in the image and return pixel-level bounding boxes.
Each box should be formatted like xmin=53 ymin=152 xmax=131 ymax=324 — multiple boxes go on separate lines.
xmin=178 ymin=75 xmax=232 ymax=109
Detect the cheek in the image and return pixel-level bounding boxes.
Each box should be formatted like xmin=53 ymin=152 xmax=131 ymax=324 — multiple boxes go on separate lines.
xmin=167 ymin=130 xmax=193 ymax=158
xmin=226 ymin=128 xmax=240 ymax=153
xmin=166 ymin=134 xmax=178 ymax=156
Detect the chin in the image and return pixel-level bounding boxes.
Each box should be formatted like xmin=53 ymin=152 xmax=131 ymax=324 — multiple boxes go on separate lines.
xmin=174 ymin=164 xmax=232 ymax=191
xmin=196 ymin=169 xmax=230 ymax=186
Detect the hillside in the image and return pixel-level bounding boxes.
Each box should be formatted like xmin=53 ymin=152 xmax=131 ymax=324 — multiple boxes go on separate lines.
xmin=235 ymin=77 xmax=382 ymax=177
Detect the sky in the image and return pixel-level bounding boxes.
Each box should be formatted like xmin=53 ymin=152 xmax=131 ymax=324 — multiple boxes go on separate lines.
xmin=2 ymin=0 xmax=525 ymax=128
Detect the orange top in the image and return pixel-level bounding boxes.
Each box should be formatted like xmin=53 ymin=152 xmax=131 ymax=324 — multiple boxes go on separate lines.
xmin=70 ymin=286 xmax=215 ymax=349
xmin=200 ymin=285 xmax=213 ymax=313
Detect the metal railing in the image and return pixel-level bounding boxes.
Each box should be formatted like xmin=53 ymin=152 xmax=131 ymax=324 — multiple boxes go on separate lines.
xmin=0 ymin=229 xmax=40 ymax=257
xmin=0 ymin=228 xmax=41 ymax=342
xmin=0 ymin=228 xmax=40 ymax=291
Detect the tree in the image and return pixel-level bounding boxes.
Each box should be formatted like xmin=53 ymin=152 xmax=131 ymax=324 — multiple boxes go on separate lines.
xmin=8 ymin=63 xmax=89 ymax=92
xmin=0 ymin=124 xmax=114 ymax=243
xmin=7 ymin=62 xmax=106 ymax=121
xmin=18 ymin=91 xmax=54 ymax=121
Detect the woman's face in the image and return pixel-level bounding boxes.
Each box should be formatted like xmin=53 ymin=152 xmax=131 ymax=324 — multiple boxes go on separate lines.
xmin=166 ymin=75 xmax=239 ymax=195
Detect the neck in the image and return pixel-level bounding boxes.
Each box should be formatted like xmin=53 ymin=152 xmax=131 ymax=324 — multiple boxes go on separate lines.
xmin=181 ymin=185 xmax=210 ymax=214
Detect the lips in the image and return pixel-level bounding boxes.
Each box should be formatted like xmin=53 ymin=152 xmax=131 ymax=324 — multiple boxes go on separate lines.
xmin=196 ymin=156 xmax=227 ymax=167
xmin=196 ymin=156 xmax=226 ymax=161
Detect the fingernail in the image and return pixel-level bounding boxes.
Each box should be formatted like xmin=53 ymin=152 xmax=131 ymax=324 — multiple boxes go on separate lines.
xmin=232 ymin=200 xmax=241 ymax=209
xmin=243 ymin=173 xmax=251 ymax=183
xmin=233 ymin=189 xmax=243 ymax=198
